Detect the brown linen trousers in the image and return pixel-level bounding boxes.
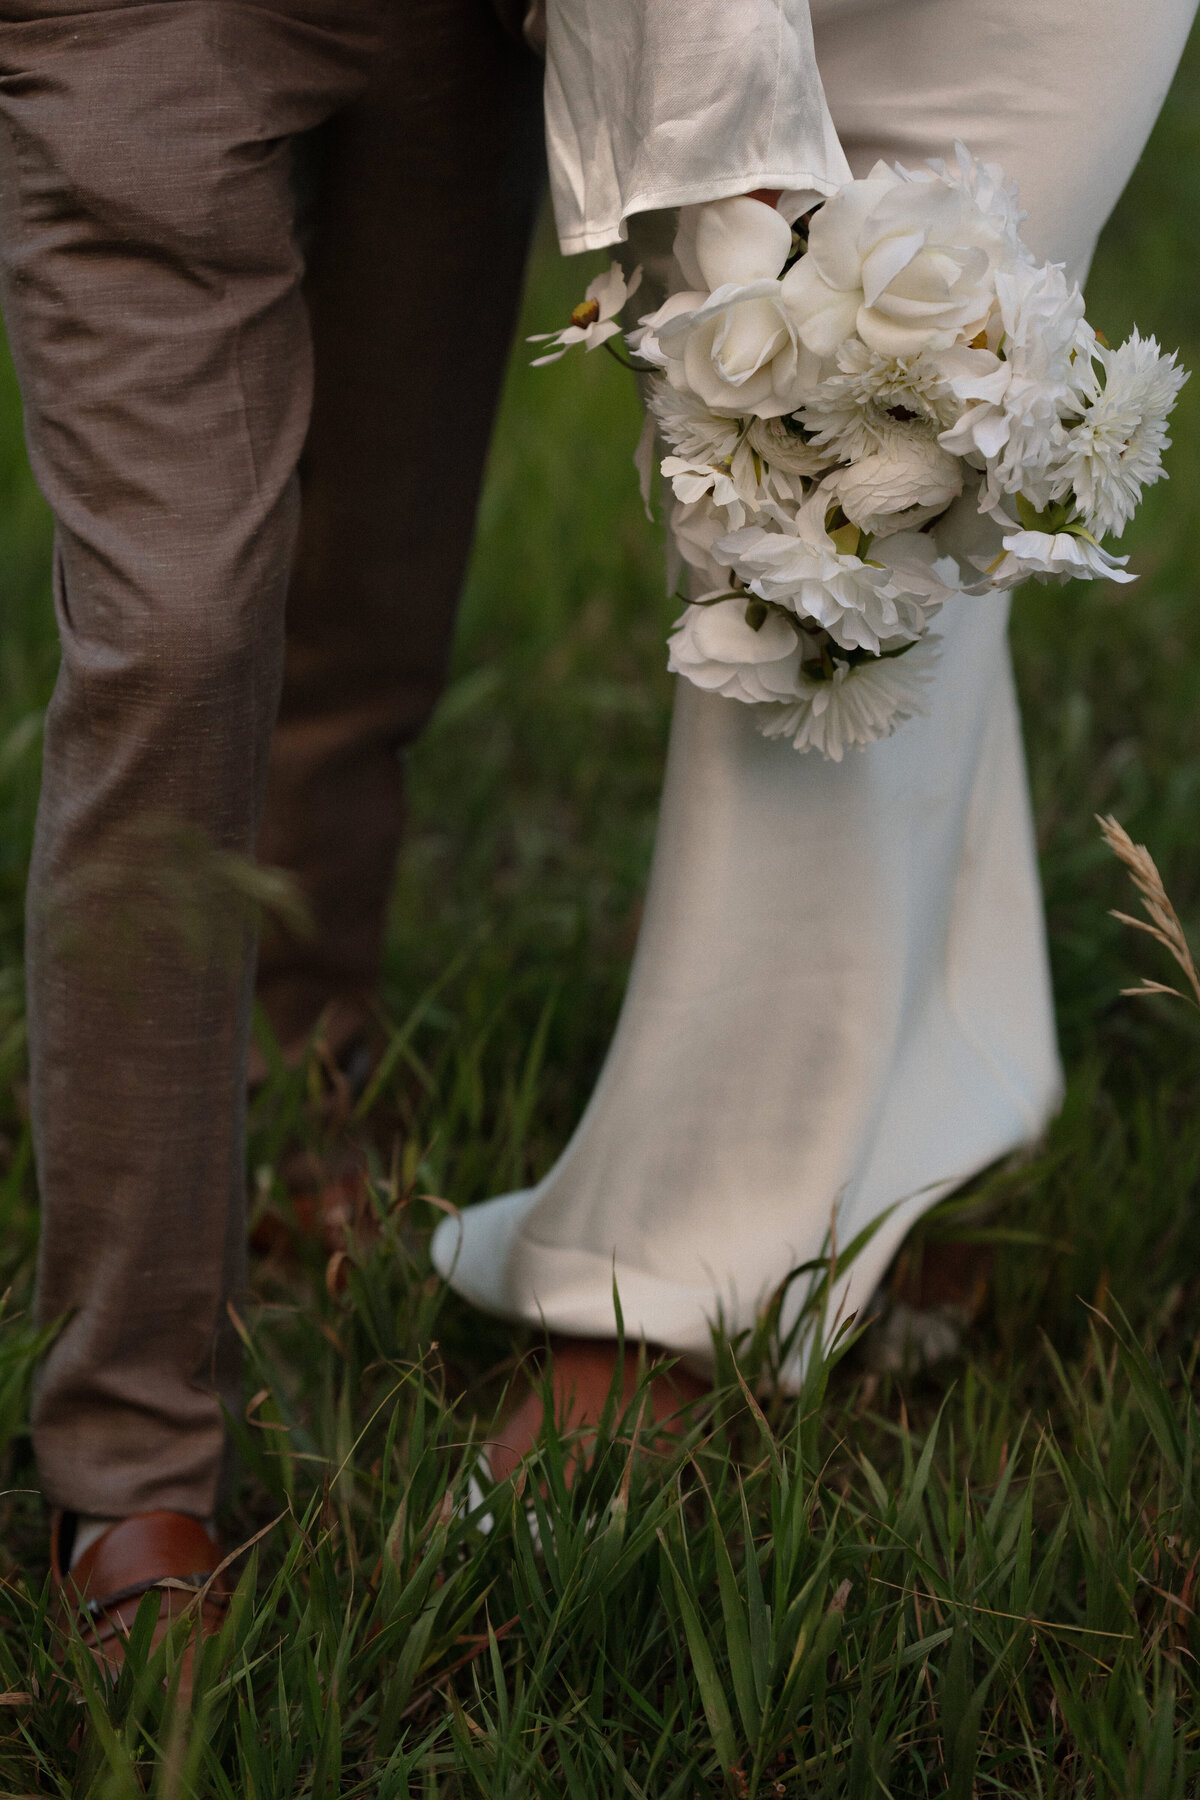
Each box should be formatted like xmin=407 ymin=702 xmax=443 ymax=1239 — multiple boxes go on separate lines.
xmin=0 ymin=0 xmax=543 ymax=1518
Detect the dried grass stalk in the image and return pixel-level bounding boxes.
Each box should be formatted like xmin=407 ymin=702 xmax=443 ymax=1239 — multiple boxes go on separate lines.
xmin=1097 ymin=813 xmax=1200 ymax=1010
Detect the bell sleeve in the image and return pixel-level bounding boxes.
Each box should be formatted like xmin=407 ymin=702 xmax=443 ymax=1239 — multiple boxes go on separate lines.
xmin=542 ymin=0 xmax=851 ymax=255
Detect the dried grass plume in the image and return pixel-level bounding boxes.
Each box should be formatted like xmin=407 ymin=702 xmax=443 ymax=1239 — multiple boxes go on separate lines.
xmin=1097 ymin=812 xmax=1200 ymax=1009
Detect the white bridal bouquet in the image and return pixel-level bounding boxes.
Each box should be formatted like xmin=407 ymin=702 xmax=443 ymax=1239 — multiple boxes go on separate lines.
xmin=533 ymin=146 xmax=1187 ymax=759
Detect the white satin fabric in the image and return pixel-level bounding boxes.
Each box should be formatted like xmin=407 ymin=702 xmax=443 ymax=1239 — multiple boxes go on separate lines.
xmin=435 ymin=0 xmax=1197 ymax=1382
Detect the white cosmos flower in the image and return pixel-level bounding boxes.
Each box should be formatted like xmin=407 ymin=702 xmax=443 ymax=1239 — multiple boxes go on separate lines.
xmin=661 ymin=449 xmax=807 ymax=529
xmin=639 ymin=197 xmax=822 ymax=418
xmin=758 ymin=633 xmax=941 ymax=760
xmin=937 ymin=259 xmax=1086 ymax=506
xmin=667 ymin=596 xmax=803 ymax=703
xmin=821 ymin=427 xmax=962 ymax=536
xmin=651 ymin=388 xmax=818 ymax=528
xmin=784 ymin=160 xmax=1011 ymax=359
xmin=529 ymin=263 xmax=642 ymax=364
xmin=985 ymin=527 xmax=1135 ymax=587
xmin=1053 ymin=330 xmax=1188 ymax=538
xmin=719 ymin=493 xmax=933 ymax=654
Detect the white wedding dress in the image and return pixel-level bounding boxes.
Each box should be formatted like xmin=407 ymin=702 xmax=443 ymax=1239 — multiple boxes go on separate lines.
xmin=433 ymin=0 xmax=1197 ymax=1382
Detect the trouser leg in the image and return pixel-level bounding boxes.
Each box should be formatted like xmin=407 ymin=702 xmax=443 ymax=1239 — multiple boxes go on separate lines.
xmin=0 ymin=1 xmax=378 ymax=1518
xmin=254 ymin=0 xmax=544 ymax=1056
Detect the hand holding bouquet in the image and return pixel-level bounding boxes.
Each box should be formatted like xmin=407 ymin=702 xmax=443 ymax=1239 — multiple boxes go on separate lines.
xmin=535 ymin=145 xmax=1187 ymax=760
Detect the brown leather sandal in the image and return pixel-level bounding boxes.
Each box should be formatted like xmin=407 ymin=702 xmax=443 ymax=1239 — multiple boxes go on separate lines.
xmin=50 ymin=1510 xmax=230 ymax=1694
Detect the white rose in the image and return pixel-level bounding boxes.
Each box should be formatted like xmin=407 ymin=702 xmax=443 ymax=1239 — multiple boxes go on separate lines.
xmin=667 ymin=597 xmax=803 ymax=704
xmin=784 ymin=162 xmax=1009 ymax=359
xmin=822 ymin=428 xmax=962 ymax=536
xmin=641 ymin=197 xmax=822 ymax=418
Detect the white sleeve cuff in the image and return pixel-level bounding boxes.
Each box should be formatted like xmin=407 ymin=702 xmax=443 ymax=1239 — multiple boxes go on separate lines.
xmin=543 ymin=0 xmax=851 ymax=255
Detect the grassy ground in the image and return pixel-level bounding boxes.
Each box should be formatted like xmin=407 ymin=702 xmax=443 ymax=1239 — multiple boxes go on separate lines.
xmin=1 ymin=36 xmax=1199 ymax=1795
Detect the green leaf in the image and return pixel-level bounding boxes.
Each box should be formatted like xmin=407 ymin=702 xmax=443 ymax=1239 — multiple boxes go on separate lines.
xmin=659 ymin=1532 xmax=737 ymax=1771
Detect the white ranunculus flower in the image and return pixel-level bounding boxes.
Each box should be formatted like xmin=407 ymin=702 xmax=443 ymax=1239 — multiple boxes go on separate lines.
xmin=638 ymin=197 xmax=822 ymax=418
xmin=937 ymin=259 xmax=1086 ymax=506
xmin=821 ymin=428 xmax=962 ymax=536
xmin=986 ymin=527 xmax=1136 ymax=587
xmin=667 ymin=596 xmax=803 ymax=704
xmin=1053 ymin=330 xmax=1188 ymax=538
xmin=758 ymin=633 xmax=941 ymax=760
xmin=783 ymin=160 xmax=1011 ymax=359
xmin=745 ymin=412 xmax=836 ymax=479
xmin=529 ymin=263 xmax=642 ymax=364
xmin=719 ymin=494 xmax=931 ymax=654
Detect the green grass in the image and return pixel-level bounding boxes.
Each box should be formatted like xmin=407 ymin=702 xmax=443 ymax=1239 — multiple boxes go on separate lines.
xmin=1 ymin=33 xmax=1200 ymax=1794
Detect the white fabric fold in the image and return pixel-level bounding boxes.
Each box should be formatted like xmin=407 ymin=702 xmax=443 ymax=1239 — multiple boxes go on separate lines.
xmin=431 ymin=595 xmax=1064 ymax=1385
xmin=543 ymin=0 xmax=852 ymax=254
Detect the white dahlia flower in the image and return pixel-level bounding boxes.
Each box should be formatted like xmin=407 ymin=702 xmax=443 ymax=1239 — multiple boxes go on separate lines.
xmin=937 ymin=259 xmax=1086 ymax=506
xmin=799 ymin=337 xmax=988 ymax=462
xmin=648 ymin=383 xmax=741 ymax=467
xmin=667 ymin=596 xmax=803 ymax=704
xmin=758 ymin=634 xmax=941 ymax=760
xmin=529 ymin=263 xmax=641 ymax=364
xmin=1054 ymin=331 xmax=1188 ymax=538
